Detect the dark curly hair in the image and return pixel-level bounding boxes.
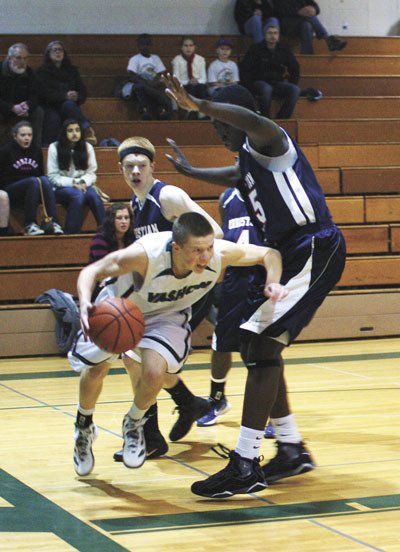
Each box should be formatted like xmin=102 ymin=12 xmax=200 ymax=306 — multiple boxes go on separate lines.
xmin=211 ymin=84 xmax=257 ymax=112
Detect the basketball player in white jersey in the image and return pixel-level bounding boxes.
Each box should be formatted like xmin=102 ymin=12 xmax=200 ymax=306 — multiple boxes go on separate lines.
xmin=71 ymin=212 xmax=287 ymax=476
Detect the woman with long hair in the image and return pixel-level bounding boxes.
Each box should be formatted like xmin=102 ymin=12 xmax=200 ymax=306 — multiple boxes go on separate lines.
xmin=36 ymin=40 xmax=96 ymax=145
xmin=47 ymin=118 xmax=105 ymax=234
xmin=89 ymin=202 xmax=134 ymax=263
xmin=0 ymin=120 xmax=62 ymax=235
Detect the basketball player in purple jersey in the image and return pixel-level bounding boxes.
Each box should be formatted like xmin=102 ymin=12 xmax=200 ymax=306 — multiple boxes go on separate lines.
xmin=163 ymin=76 xmax=346 ymax=498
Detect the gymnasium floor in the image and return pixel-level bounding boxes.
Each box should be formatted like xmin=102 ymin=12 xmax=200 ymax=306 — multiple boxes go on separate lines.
xmin=0 ymin=337 xmax=399 ymax=551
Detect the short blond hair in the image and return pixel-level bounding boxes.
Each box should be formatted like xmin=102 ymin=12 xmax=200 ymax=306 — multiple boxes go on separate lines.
xmin=118 ymin=137 xmax=156 ymax=161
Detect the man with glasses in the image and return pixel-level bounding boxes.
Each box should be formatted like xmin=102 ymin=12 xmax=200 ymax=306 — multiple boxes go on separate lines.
xmin=0 ymin=43 xmax=44 ymax=146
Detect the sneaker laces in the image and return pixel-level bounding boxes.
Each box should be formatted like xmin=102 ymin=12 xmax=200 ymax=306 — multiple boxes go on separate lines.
xmin=211 ymin=443 xmax=231 ymax=459
xmin=75 ymin=428 xmax=92 ymax=459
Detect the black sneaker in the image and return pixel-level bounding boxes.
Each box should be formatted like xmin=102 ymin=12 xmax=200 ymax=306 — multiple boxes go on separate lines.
xmin=169 ymin=396 xmax=210 ymax=442
xmin=191 ymin=447 xmax=267 ymax=498
xmin=113 ymin=424 xmax=169 ymax=462
xmin=327 ymin=35 xmax=347 ymax=52
xmin=262 ymin=441 xmax=315 ymax=483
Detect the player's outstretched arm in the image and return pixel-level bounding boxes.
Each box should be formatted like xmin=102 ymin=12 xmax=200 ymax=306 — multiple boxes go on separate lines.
xmin=162 ymin=74 xmax=288 ymax=157
xmin=165 ymin=138 xmax=239 ymax=187
xmin=220 ymin=241 xmax=288 ymax=303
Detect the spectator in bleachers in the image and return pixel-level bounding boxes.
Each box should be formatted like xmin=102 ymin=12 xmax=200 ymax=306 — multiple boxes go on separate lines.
xmin=0 ymin=190 xmax=10 ymax=236
xmin=171 ymin=36 xmax=209 ymax=119
xmin=207 ymin=37 xmax=240 ymax=96
xmin=240 ymin=17 xmax=300 ymax=119
xmin=0 ymin=43 xmax=44 ymax=147
xmin=36 ymin=41 xmax=97 ymax=146
xmin=272 ymin=0 xmax=347 ymax=54
xmin=234 ymin=0 xmax=274 ymax=44
xmin=47 ymin=118 xmax=104 ymax=234
xmin=89 ymin=202 xmax=134 ymax=264
xmin=127 ymin=34 xmax=173 ymax=121
xmin=0 ymin=120 xmax=63 ymax=235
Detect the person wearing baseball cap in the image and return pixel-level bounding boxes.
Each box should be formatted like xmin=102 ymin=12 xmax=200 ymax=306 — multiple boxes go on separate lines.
xmin=207 ymin=37 xmax=240 ymax=95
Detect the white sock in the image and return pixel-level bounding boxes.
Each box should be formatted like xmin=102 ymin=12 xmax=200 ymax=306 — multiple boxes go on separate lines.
xmin=235 ymin=425 xmax=264 ymax=460
xmin=77 ymin=404 xmax=95 ymax=416
xmin=270 ymin=414 xmax=302 ymax=444
xmin=128 ymin=401 xmax=147 ymax=422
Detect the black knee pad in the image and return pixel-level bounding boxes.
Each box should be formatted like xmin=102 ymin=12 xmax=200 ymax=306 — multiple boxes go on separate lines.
xmin=241 ymin=333 xmax=285 ymax=371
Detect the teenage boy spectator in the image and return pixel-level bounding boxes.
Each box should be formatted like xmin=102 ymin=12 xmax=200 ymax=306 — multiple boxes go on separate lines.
xmin=234 ymin=0 xmax=274 ymax=44
xmin=0 ymin=43 xmax=44 ymax=147
xmin=272 ymin=0 xmax=347 ymax=54
xmin=172 ymin=36 xmax=209 ymax=119
xmin=240 ymin=18 xmax=300 ymax=119
xmin=207 ymin=37 xmax=240 ymax=96
xmin=127 ymin=34 xmax=173 ymax=121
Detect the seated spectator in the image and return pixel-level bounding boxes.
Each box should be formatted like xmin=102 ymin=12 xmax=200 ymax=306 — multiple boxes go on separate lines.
xmin=240 ymin=17 xmax=300 ymax=119
xmin=272 ymin=0 xmax=347 ymax=54
xmin=36 ymin=41 xmax=97 ymax=146
xmin=0 ymin=190 xmax=10 ymax=236
xmin=172 ymin=36 xmax=209 ymax=119
xmin=127 ymin=34 xmax=173 ymax=121
xmin=89 ymin=202 xmax=134 ymax=264
xmin=47 ymin=119 xmax=105 ymax=234
xmin=234 ymin=0 xmax=274 ymax=44
xmin=0 ymin=43 xmax=44 ymax=147
xmin=0 ymin=121 xmax=63 ymax=235
xmin=207 ymin=37 xmax=240 ymax=96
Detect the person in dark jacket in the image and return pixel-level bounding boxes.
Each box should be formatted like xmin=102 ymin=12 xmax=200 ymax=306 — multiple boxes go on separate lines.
xmin=272 ymin=0 xmax=347 ymax=54
xmin=234 ymin=0 xmax=274 ymax=44
xmin=36 ymin=41 xmax=97 ymax=146
xmin=0 ymin=43 xmax=44 ymax=147
xmin=240 ymin=17 xmax=300 ymax=118
xmin=0 ymin=120 xmax=63 ymax=235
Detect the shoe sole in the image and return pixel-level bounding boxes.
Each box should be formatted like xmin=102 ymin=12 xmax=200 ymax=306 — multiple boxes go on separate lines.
xmin=196 ymin=403 xmax=231 ymax=427
xmin=264 ymin=462 xmax=315 ymax=483
xmin=74 ymin=451 xmax=95 ymax=477
xmin=192 ymin=480 xmax=267 ymax=498
xmin=123 ymin=453 xmax=146 ymax=469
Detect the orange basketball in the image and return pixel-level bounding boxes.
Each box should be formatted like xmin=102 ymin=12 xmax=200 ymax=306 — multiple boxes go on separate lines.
xmin=88 ymin=297 xmax=145 ymax=354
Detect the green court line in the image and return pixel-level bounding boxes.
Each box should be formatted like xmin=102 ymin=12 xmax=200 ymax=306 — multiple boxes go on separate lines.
xmin=0 ymin=470 xmax=128 ymax=551
xmin=92 ymin=494 xmax=400 ymax=535
xmin=1 ymin=350 xmax=400 ymax=382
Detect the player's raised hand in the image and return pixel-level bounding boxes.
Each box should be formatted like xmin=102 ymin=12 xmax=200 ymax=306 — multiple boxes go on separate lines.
xmin=165 ymin=138 xmax=194 ymax=176
xmin=162 ymin=74 xmax=200 ymax=112
xmin=264 ymin=283 xmax=289 ymax=303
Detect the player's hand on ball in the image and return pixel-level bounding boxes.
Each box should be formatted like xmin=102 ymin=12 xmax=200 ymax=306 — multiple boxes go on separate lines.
xmin=264 ymin=283 xmax=289 ymax=303
xmin=162 ymin=74 xmax=200 ymax=112
xmin=80 ymin=300 xmax=94 ymax=337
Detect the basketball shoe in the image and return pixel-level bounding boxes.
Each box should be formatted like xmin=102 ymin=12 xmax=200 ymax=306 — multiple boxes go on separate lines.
xmin=191 ymin=446 xmax=267 ymax=498
xmin=264 ymin=421 xmax=276 ymax=439
xmin=113 ymin=422 xmax=168 ymax=462
xmin=262 ymin=441 xmax=315 ymax=483
xmin=196 ymin=396 xmax=231 ymax=427
xmin=73 ymin=423 xmax=98 ymax=476
xmin=122 ymin=415 xmax=146 ymax=468
xmin=169 ymin=396 xmax=210 ymax=441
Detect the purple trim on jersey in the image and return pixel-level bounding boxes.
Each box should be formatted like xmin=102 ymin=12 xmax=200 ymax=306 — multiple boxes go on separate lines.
xmin=238 ymin=135 xmax=333 ymax=245
xmin=131 ymin=180 xmax=172 ymax=239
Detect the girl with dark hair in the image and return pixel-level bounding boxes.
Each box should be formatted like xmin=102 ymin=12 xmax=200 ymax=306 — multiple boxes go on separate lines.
xmin=36 ymin=40 xmax=97 ymax=145
xmin=89 ymin=203 xmax=134 ymax=264
xmin=47 ymin=118 xmax=105 ymax=234
xmin=0 ymin=120 xmax=63 ymax=235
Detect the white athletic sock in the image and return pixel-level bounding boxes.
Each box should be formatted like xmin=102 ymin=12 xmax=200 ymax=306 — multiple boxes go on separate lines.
xmin=235 ymin=425 xmax=264 ymax=460
xmin=127 ymin=402 xmax=147 ymax=423
xmin=77 ymin=404 xmax=95 ymax=416
xmin=270 ymin=414 xmax=302 ymax=444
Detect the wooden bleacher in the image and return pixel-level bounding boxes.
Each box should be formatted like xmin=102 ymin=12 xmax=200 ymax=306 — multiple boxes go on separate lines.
xmin=1 ymin=33 xmax=400 ymax=356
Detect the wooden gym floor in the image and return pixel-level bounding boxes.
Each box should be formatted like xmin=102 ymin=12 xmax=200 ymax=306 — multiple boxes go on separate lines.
xmin=0 ymin=337 xmax=399 ymax=551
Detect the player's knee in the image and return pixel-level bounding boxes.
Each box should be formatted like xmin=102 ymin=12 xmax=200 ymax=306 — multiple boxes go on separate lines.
xmin=82 ymin=362 xmax=110 ymax=380
xmin=240 ymin=334 xmax=284 ymax=372
xmin=141 ymin=365 xmax=165 ymax=389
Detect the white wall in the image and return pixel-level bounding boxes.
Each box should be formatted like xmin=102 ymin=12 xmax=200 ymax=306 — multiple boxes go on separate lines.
xmin=1 ymin=0 xmax=400 ymax=36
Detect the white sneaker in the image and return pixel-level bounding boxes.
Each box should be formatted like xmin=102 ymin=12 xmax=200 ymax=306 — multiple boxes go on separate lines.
xmin=122 ymin=414 xmax=146 ymax=468
xmin=52 ymin=222 xmax=64 ymax=234
xmin=24 ymin=223 xmax=45 ymax=236
xmin=73 ymin=423 xmax=98 ymax=476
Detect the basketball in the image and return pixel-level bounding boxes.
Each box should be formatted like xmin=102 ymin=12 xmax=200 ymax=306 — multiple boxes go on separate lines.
xmin=88 ymin=297 xmax=145 ymax=354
